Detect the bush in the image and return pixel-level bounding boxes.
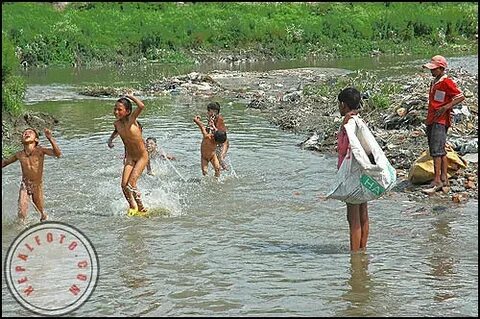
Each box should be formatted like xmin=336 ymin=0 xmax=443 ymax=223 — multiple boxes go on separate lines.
xmin=2 ymin=75 xmax=26 ymax=116
xmin=2 ymin=32 xmax=25 ymax=115
xmin=2 ymin=33 xmax=17 ymax=81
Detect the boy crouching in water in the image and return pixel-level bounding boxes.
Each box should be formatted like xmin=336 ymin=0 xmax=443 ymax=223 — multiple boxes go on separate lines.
xmin=193 ymin=115 xmax=227 ymax=178
xmin=145 ymin=137 xmax=176 ymax=176
xmin=2 ymin=128 xmax=62 ymax=222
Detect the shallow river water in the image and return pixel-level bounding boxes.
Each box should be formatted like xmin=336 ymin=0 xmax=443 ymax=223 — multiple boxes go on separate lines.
xmin=2 ymin=55 xmax=478 ymax=316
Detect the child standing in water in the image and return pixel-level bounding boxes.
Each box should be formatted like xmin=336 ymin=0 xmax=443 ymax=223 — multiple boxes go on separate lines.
xmin=193 ymin=115 xmax=227 ymax=178
xmin=2 ymin=128 xmax=62 ymax=222
xmin=337 ymin=87 xmax=369 ymax=253
xmin=206 ymin=102 xmax=230 ymax=170
xmin=109 ymin=93 xmax=149 ymax=216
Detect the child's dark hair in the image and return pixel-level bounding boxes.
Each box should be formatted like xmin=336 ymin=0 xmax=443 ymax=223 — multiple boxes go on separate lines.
xmin=207 ymin=101 xmax=221 ymax=113
xmin=117 ymin=97 xmax=133 ymax=113
xmin=23 ymin=127 xmax=40 ymax=146
xmin=338 ymin=87 xmax=361 ymax=110
xmin=214 ymin=130 xmax=227 ymax=144
xmin=146 ymin=137 xmax=157 ymax=143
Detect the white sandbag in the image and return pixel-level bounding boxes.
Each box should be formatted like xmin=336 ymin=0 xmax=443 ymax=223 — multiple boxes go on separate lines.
xmin=326 ymin=115 xmax=397 ymax=204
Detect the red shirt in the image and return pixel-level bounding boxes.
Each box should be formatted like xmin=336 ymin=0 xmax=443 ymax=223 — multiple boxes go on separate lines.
xmin=426 ymin=74 xmax=463 ymax=127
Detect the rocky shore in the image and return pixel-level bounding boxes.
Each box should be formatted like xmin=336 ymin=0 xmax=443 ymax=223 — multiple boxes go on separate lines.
xmin=58 ymin=65 xmax=480 ymax=203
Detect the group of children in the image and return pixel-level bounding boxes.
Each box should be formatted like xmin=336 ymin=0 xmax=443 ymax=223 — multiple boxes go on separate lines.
xmin=2 ymin=95 xmax=230 ymax=220
xmin=2 ymin=54 xmax=464 ymax=253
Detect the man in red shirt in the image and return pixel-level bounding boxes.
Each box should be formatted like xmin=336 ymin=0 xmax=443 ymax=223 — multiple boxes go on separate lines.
xmin=423 ymin=55 xmax=465 ymax=189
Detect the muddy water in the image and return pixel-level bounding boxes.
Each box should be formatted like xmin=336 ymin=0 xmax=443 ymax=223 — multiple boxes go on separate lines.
xmin=2 ymin=56 xmax=478 ymax=316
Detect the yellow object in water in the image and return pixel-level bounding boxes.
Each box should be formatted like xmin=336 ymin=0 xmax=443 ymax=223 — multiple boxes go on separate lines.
xmin=127 ymin=207 xmax=170 ymax=218
xmin=408 ymin=146 xmax=468 ymax=185
xmin=127 ymin=208 xmax=138 ymax=217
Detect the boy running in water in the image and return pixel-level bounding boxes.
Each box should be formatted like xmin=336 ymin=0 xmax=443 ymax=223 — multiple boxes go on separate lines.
xmin=109 ymin=93 xmax=149 ymax=216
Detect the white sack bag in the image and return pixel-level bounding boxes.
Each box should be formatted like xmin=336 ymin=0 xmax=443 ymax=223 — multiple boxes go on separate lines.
xmin=326 ymin=115 xmax=397 ymax=204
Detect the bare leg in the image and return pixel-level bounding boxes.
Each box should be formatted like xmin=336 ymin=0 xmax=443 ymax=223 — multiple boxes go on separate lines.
xmin=122 ymin=161 xmax=137 ymax=210
xmin=201 ymin=157 xmax=209 ymax=176
xmin=359 ymin=203 xmax=369 ymax=250
xmin=146 ymin=158 xmax=155 ymax=175
xmin=347 ymin=203 xmax=361 ymax=252
xmin=211 ymin=156 xmax=221 ymax=178
xmin=127 ymin=155 xmax=148 ymax=212
xmin=17 ymin=186 xmax=29 ymax=222
xmin=31 ymin=186 xmax=47 ymax=222
xmin=441 ymin=155 xmax=449 ymax=186
xmin=432 ymin=156 xmax=443 ymax=187
xmin=219 ymin=141 xmax=229 ymax=170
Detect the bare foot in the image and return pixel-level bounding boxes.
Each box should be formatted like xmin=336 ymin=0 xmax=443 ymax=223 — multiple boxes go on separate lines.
xmin=17 ymin=217 xmax=27 ymax=226
xmin=426 ymin=181 xmax=443 ymax=191
xmin=441 ymin=177 xmax=450 ymax=187
xmin=422 ymin=183 xmax=443 ymax=195
xmin=40 ymin=214 xmax=48 ymax=222
xmin=138 ymin=207 xmax=148 ymax=213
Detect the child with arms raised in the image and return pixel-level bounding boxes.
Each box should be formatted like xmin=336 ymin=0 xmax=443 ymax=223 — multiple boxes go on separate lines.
xmin=2 ymin=128 xmax=62 ymax=222
xmin=193 ymin=115 xmax=227 ymax=178
xmin=109 ymin=93 xmax=149 ymax=216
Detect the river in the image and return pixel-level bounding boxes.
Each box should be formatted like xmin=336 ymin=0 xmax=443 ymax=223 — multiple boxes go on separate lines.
xmin=2 ymin=55 xmax=478 ymax=316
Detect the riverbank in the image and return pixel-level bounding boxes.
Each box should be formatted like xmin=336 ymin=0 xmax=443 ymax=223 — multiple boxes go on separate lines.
xmin=1 ymin=111 xmax=58 ymax=158
xmin=77 ymin=63 xmax=478 ymax=203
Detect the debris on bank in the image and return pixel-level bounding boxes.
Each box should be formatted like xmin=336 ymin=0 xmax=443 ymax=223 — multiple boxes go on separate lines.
xmin=77 ymin=67 xmax=478 ymax=203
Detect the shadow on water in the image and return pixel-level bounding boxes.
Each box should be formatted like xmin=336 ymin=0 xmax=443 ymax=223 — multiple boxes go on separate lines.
xmin=337 ymin=252 xmax=379 ymax=317
xmin=425 ymin=212 xmax=459 ymax=303
xmin=249 ymin=241 xmax=349 ymax=256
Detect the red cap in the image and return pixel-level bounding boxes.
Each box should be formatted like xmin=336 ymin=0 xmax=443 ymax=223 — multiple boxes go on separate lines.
xmin=423 ymin=55 xmax=448 ymax=69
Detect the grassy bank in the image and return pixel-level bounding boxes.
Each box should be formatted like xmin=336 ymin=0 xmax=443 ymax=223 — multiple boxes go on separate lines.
xmin=2 ymin=2 xmax=478 ymax=67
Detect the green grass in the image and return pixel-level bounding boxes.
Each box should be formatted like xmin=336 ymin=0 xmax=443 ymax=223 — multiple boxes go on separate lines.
xmin=304 ymin=70 xmax=404 ymax=111
xmin=2 ymin=2 xmax=478 ymax=67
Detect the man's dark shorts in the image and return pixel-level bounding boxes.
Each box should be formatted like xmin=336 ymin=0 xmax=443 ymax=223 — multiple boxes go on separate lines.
xmin=426 ymin=123 xmax=447 ymax=157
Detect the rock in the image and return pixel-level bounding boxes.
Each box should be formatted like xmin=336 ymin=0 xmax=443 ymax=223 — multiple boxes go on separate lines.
xmin=464 ymin=180 xmax=476 ymax=189
xmin=462 ymin=153 xmax=478 ymax=163
xmin=452 ymin=193 xmax=468 ymax=203
xmin=298 ymin=131 xmax=325 ymax=151
xmin=396 ymin=107 xmax=407 ymax=117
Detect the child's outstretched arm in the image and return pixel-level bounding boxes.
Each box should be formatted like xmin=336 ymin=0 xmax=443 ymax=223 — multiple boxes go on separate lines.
xmin=42 ymin=128 xmax=62 ymax=157
xmin=159 ymin=148 xmax=176 ymax=160
xmin=193 ymin=115 xmax=208 ymax=138
xmin=107 ymin=128 xmax=119 ymax=148
xmin=2 ymin=154 xmax=18 ymax=168
xmin=125 ymin=94 xmax=145 ymax=123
